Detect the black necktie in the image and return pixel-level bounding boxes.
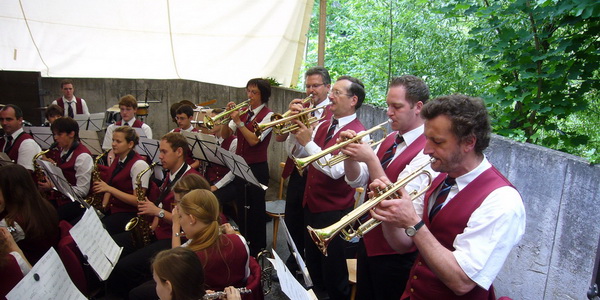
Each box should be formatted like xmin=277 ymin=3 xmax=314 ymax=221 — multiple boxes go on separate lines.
xmin=245 ymin=111 xmax=255 ymax=125
xmin=429 ymin=176 xmax=456 ymax=221
xmin=380 ymin=134 xmax=404 ymax=169
xmin=68 ymin=102 xmax=74 ymax=118
xmin=112 ymin=161 xmax=126 ymax=178
xmin=324 ymin=119 xmax=338 ymax=144
xmin=4 ymin=136 xmax=13 ymax=152
xmin=124 ymin=122 xmax=130 ymax=127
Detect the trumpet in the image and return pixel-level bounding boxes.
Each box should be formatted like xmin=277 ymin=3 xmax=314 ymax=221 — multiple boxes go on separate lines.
xmin=293 ymin=120 xmax=390 ymax=171
xmin=269 ymin=94 xmax=314 ymax=122
xmin=307 ymin=157 xmax=435 ymax=256
xmin=203 ymin=99 xmax=251 ymax=129
xmin=253 ymin=106 xmax=325 ymax=137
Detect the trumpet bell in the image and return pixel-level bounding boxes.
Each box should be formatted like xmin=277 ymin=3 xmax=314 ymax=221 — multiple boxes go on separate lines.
xmin=307 ymin=226 xmax=333 ymax=256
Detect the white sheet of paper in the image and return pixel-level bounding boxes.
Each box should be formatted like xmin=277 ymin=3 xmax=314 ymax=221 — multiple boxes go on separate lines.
xmin=267 ymin=251 xmax=316 ymax=300
xmin=6 ymin=248 xmax=87 ymax=300
xmin=37 ymin=159 xmax=77 ymax=203
xmin=69 ymin=208 xmax=123 ymax=280
xmin=279 ymin=217 xmax=313 ymax=287
xmin=217 ymin=148 xmax=267 ymax=190
xmin=26 ymin=126 xmax=54 ymax=149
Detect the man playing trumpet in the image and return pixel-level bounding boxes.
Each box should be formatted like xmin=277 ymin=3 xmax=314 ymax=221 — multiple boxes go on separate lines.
xmin=371 ymin=94 xmax=526 ymax=299
xmin=340 ymin=75 xmax=437 ymax=300
xmin=290 ymin=76 xmax=368 ymax=300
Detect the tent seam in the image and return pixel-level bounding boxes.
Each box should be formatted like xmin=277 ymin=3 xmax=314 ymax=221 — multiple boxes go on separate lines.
xmin=18 ymin=0 xmax=50 ymax=76
xmin=166 ymin=0 xmax=181 ymax=79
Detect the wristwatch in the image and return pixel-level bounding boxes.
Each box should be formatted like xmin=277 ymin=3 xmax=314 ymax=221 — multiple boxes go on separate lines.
xmin=236 ymin=121 xmax=245 ymax=129
xmin=405 ymin=220 xmax=425 ymax=237
xmin=158 ymin=209 xmax=165 ymax=219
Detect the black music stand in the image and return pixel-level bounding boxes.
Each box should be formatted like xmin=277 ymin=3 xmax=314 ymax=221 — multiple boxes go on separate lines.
xmin=280 ymin=218 xmax=313 ymax=287
xmin=36 ymin=159 xmax=79 ymax=205
xmin=80 ymin=130 xmax=103 ymax=156
xmin=26 ymin=126 xmax=54 ymax=149
xmin=136 ymin=138 xmax=161 ymax=165
xmin=180 ymin=131 xmax=223 ymax=165
xmin=86 ymin=113 xmax=105 ymax=131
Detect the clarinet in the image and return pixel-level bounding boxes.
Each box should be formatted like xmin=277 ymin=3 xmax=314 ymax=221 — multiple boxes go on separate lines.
xmin=202 ymin=287 xmax=251 ymax=299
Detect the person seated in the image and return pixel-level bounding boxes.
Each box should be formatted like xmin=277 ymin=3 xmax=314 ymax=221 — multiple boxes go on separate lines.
xmin=152 ymin=247 xmax=242 ymax=300
xmin=43 ymin=104 xmax=64 ymax=127
xmin=170 ymin=105 xmax=201 ymax=170
xmin=0 ymin=164 xmax=59 ymax=265
xmin=94 ymin=126 xmax=152 ymax=235
xmin=38 ymin=117 xmax=93 ymax=224
xmin=0 ymin=227 xmax=32 ymax=299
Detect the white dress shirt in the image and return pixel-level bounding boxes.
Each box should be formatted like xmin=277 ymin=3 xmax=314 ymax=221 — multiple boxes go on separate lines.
xmin=102 ymin=118 xmax=153 ymax=150
xmin=4 ymin=128 xmax=41 ymax=171
xmin=51 ymin=96 xmax=90 ymax=118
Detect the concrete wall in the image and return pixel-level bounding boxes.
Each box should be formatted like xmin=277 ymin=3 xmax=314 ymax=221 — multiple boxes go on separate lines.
xmin=39 ymin=78 xmax=600 ymax=299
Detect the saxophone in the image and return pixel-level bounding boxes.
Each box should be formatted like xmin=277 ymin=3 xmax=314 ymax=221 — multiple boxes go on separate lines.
xmin=125 ymin=162 xmax=158 ymax=248
xmin=33 ymin=142 xmax=57 ymax=183
xmin=84 ymin=149 xmax=110 ymax=211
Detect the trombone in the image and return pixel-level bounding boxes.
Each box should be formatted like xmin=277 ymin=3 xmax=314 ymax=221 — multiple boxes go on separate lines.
xmin=269 ymin=94 xmax=314 ymax=122
xmin=203 ymin=99 xmax=251 ymax=129
xmin=253 ymin=106 xmax=325 ymax=137
xmin=293 ymin=120 xmax=390 ymax=171
xmin=307 ymin=157 xmax=435 ymax=256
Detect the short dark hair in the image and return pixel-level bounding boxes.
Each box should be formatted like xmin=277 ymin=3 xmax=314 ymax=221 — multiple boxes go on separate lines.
xmin=337 ymin=76 xmax=365 ymax=110
xmin=175 ymin=105 xmax=194 ymax=118
xmin=162 ymin=132 xmax=189 ymax=153
xmin=305 ymin=67 xmax=331 ymax=85
xmin=51 ymin=117 xmax=80 ymax=140
xmin=114 ymin=126 xmax=139 ymax=146
xmin=421 ymin=94 xmax=491 ymax=154
xmin=60 ymin=79 xmax=73 ymax=88
xmin=1 ymin=104 xmax=23 ymax=119
xmin=390 ymin=75 xmax=430 ymax=107
xmin=247 ymin=78 xmax=271 ymax=104
xmin=45 ymin=104 xmax=64 ymax=119
xmin=119 ymin=95 xmax=138 ymax=109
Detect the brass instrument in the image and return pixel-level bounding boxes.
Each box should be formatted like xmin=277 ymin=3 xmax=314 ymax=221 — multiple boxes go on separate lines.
xmin=269 ymin=94 xmax=314 ymax=122
xmin=256 ymin=249 xmax=273 ymax=295
xmin=84 ymin=149 xmax=110 ymax=211
xmin=125 ymin=162 xmax=158 ymax=248
xmin=293 ymin=120 xmax=390 ymax=171
xmin=307 ymin=158 xmax=435 ymax=256
xmin=33 ymin=142 xmax=57 ymax=182
xmin=253 ymin=106 xmax=325 ymax=137
xmin=203 ymin=99 xmax=251 ymax=129
xmin=202 ymin=287 xmax=252 ymax=299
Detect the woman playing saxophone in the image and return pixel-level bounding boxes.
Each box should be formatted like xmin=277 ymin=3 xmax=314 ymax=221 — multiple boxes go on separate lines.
xmin=93 ymin=126 xmax=153 ymax=235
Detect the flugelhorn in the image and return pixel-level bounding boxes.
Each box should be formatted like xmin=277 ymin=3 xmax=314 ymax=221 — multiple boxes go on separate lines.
xmin=293 ymin=120 xmax=390 ymax=171
xmin=203 ymin=99 xmax=251 ymax=129
xmin=253 ymin=106 xmax=325 ymax=137
xmin=307 ymin=157 xmax=434 ymax=256
xmin=269 ymin=94 xmax=314 ymax=122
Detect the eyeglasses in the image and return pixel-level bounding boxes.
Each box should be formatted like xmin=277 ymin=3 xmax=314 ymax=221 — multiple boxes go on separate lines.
xmin=305 ymin=83 xmax=325 ymax=89
xmin=246 ymin=89 xmax=260 ymax=96
xmin=329 ymin=89 xmax=353 ymax=98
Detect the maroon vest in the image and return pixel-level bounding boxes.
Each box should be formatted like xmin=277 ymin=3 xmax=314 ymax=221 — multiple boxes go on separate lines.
xmin=236 ymin=106 xmax=272 ymax=164
xmin=404 ymin=166 xmax=512 ymax=300
xmin=54 ymin=143 xmax=92 ymax=207
xmin=57 ymin=97 xmax=84 ymax=115
xmin=0 ymin=132 xmax=34 ymax=162
xmin=102 ymin=152 xmax=144 ymax=214
xmin=363 ymin=133 xmax=426 ymax=256
xmin=152 ymin=167 xmax=200 ymax=240
xmin=116 ymin=119 xmax=143 ymax=128
xmin=205 ymin=135 xmax=235 ymax=184
xmin=196 ymin=234 xmax=249 ymax=290
xmin=303 ymin=118 xmax=365 ymax=213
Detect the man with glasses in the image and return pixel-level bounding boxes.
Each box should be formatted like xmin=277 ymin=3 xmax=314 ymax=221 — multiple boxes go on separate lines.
xmin=275 ymin=66 xmax=333 ymax=273
xmin=289 ymin=76 xmax=369 ymax=299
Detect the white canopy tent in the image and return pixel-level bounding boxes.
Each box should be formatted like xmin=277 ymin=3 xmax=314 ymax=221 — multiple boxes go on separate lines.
xmin=0 ymin=0 xmax=314 ymax=87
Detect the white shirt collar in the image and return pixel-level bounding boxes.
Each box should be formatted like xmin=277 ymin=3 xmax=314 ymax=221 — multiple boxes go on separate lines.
xmin=401 ymin=124 xmax=424 ymax=146
xmin=62 ymin=96 xmax=77 ymax=103
xmin=7 ymin=127 xmax=24 ymax=139
xmin=455 ymin=156 xmax=491 ymax=192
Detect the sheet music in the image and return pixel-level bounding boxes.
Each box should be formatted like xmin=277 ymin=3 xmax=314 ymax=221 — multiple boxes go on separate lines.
xmin=217 ymin=148 xmax=267 ymax=190
xmin=280 ymin=217 xmax=313 ymax=287
xmin=6 ymin=248 xmax=87 ymax=300
xmin=180 ymin=131 xmax=222 ymax=164
xmin=133 ymin=128 xmax=148 ymax=139
xmin=69 ymin=208 xmax=123 ymax=281
xmin=36 ymin=159 xmax=78 ymax=203
xmin=86 ymin=113 xmax=105 ymax=131
xmin=79 ymin=130 xmax=103 ymax=156
xmin=26 ymin=126 xmax=54 ymax=149
xmin=268 ymin=251 xmax=316 ymax=300
xmin=73 ymin=115 xmax=89 ymax=130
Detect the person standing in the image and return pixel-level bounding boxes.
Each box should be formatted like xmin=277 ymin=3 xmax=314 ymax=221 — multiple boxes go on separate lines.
xmin=341 ymin=75 xmax=435 ymax=299
xmin=51 ymin=79 xmax=90 ymax=118
xmin=372 ymin=94 xmax=526 ymax=299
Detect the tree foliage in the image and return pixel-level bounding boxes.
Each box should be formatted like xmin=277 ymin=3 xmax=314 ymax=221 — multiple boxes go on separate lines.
xmin=298 ymin=0 xmax=600 ymax=162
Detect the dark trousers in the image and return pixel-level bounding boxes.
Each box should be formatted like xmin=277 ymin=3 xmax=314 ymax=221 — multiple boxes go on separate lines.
xmin=101 ymin=211 xmax=137 ymax=236
xmin=284 ymin=168 xmax=306 ymax=269
xmin=213 ymin=182 xmax=238 ymax=221
xmin=57 ymin=201 xmax=85 ymax=225
xmin=233 ymin=162 xmax=269 ymax=257
xmin=356 ymin=240 xmax=417 ymax=300
xmin=107 ymin=232 xmax=171 ymax=297
xmin=304 ymin=207 xmax=351 ymax=300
